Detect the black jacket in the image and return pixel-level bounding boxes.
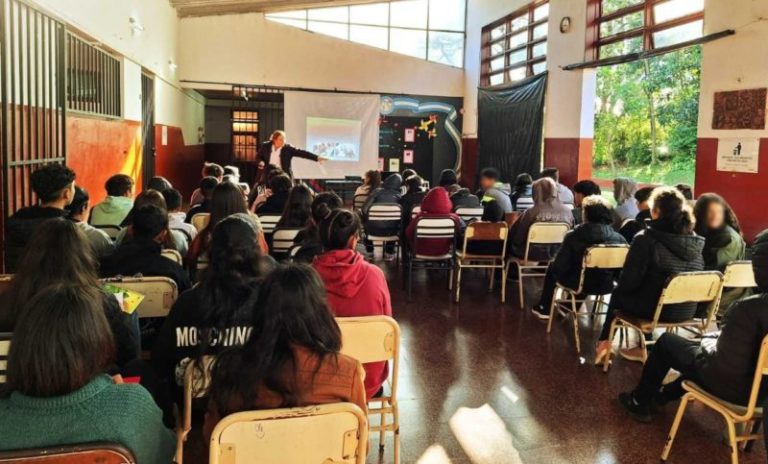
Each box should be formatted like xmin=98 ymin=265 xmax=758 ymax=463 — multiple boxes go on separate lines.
xmin=450 ymin=188 xmax=481 ymax=210
xmin=185 ymin=199 xmax=211 ymax=223
xmin=551 ymin=223 xmax=627 ymax=294
xmin=99 ymin=238 xmax=191 ymax=292
xmin=4 ymin=206 xmax=66 ymax=272
xmin=614 ymin=224 xmax=705 ymax=321
xmin=255 ymin=190 xmax=290 ymax=216
xmin=399 ymin=190 xmax=426 ymax=226
xmin=257 ymin=141 xmax=318 ymax=179
xmin=362 ymin=175 xmax=403 ymax=237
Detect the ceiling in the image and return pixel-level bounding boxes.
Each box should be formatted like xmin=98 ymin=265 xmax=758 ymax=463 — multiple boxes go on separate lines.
xmin=169 ymin=0 xmax=380 ymax=17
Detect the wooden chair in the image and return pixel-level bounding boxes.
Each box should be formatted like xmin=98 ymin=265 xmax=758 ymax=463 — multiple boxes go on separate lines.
xmin=505 ymin=222 xmax=571 ymax=309
xmin=353 ymin=194 xmax=368 ymax=212
xmin=271 ymin=228 xmax=302 ymax=261
xmin=454 ymin=206 xmax=484 ymax=223
xmin=176 ymin=356 xmax=215 ymax=464
xmin=191 ymin=213 xmax=210 ymax=233
xmin=337 ymin=316 xmax=401 ymax=464
xmin=454 ymin=222 xmax=509 ymax=303
xmin=0 ymin=443 xmax=136 ymax=463
xmin=160 ymin=249 xmax=183 ymax=265
xmin=100 ymin=276 xmax=179 ymax=318
xmin=602 ymin=271 xmax=724 ymax=372
xmin=406 ymin=216 xmax=457 ymax=298
xmin=0 ymin=332 xmax=10 ymax=386
xmin=365 ymin=204 xmax=403 ymax=263
xmin=0 ymin=274 xmax=12 ymax=294
xmin=546 ymin=245 xmax=630 ymax=354
xmin=661 ymin=334 xmax=768 ymax=464
xmin=92 ymin=225 xmax=122 ymax=242
xmin=209 ymin=403 xmax=368 ymax=464
xmin=723 ymin=261 xmax=757 ymax=289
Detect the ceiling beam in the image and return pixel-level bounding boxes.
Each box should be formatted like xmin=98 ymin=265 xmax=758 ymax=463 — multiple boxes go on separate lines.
xmin=171 ymin=0 xmax=386 ymax=17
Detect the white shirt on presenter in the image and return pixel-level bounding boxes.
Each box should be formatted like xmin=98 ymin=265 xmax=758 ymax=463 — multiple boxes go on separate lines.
xmin=258 ymin=130 xmax=326 ymax=179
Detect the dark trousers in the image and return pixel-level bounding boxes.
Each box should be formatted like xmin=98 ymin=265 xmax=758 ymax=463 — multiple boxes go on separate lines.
xmin=537 ymin=265 xmax=558 ymax=313
xmin=633 ymin=333 xmax=702 ymax=403
xmin=599 ymin=292 xmax=656 ymax=340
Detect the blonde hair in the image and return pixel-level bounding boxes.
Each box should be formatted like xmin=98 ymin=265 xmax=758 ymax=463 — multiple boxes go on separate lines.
xmin=270 ymin=130 xmax=286 ymax=141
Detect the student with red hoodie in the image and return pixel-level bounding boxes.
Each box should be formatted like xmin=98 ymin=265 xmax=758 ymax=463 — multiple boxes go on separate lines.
xmin=405 ymin=187 xmax=464 ymax=257
xmin=313 ymin=209 xmax=392 ymax=400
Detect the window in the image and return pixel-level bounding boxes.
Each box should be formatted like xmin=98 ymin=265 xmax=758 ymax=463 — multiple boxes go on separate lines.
xmin=232 ymin=111 xmax=259 ymax=162
xmin=592 ymin=0 xmax=704 ymax=60
xmin=265 ymin=0 xmax=466 ymax=68
xmin=66 ymin=33 xmax=121 ymax=118
xmin=480 ymin=1 xmax=549 ymax=87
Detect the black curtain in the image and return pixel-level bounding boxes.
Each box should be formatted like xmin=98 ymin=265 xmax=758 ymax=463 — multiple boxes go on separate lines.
xmin=477 ymin=72 xmax=547 ymax=184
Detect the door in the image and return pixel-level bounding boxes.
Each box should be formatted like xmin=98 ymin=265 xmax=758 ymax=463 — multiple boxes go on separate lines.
xmin=141 ymin=73 xmax=155 ymax=187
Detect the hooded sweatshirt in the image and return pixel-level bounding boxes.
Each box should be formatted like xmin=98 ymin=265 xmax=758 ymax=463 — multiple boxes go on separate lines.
xmin=406 ymin=187 xmax=463 ymax=256
xmin=509 ymin=178 xmax=574 ymax=259
xmin=313 ymin=249 xmax=392 ymax=399
xmin=90 ymin=196 xmax=134 ymax=227
xmin=4 ymin=206 xmax=66 ymax=272
xmin=612 ymin=177 xmax=639 ymax=230
xmin=362 ymin=174 xmax=403 ymax=237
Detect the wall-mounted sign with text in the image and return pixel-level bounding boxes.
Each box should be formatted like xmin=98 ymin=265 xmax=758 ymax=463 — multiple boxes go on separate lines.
xmin=717 ymin=138 xmax=759 ymax=173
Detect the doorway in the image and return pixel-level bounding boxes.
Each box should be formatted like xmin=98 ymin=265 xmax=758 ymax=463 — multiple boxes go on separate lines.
xmin=141 ymin=73 xmax=155 ymax=187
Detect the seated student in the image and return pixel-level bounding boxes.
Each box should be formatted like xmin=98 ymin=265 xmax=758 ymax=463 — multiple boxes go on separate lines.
xmin=694 ymin=193 xmax=747 ymax=320
xmin=152 ymin=215 xmax=269 ymax=391
xmin=354 ymin=169 xmax=381 ymax=197
xmin=399 ymin=174 xmax=427 ymax=226
xmin=91 ymin=173 xmax=134 ymax=228
xmin=254 ymin=173 xmax=293 ymax=216
xmin=0 ymin=284 xmax=175 ymax=464
xmin=147 ymin=176 xmax=173 ymax=193
xmin=162 ymin=188 xmax=197 ymax=242
xmin=292 ymin=192 xmax=343 ymax=263
xmin=117 ymin=190 xmax=188 ymax=257
xmin=510 ymin=173 xmax=535 ymax=212
xmin=475 ymin=168 xmax=513 ymax=213
xmin=190 ymin=162 xmax=224 ymax=206
xmin=532 ymin=196 xmax=627 ymax=320
xmin=0 ymin=218 xmax=139 ymax=368
xmin=676 ymin=183 xmax=695 ymax=205
xmin=203 ymin=264 xmax=367 ymax=442
xmin=401 ymin=168 xmax=417 ymax=181
xmin=188 ymin=182 xmax=252 ymax=267
xmin=186 ymin=176 xmax=219 ymax=223
xmin=276 ymin=184 xmax=313 ymax=229
xmin=406 ymin=187 xmax=463 ymax=257
xmin=619 ymin=185 xmax=656 ymax=242
xmin=618 ymin=233 xmax=768 ymax=423
xmin=463 ymin=200 xmax=506 ymax=256
xmin=540 ymin=167 xmax=574 ymax=206
xmin=362 ymin=173 xmax=403 ymax=259
xmin=66 ymin=186 xmax=115 ymax=259
xmin=249 ymin=166 xmax=285 ymax=211
xmin=438 ymin=169 xmax=458 ymax=189
xmin=509 ymin=178 xmax=574 ymax=259
xmin=613 ymin=177 xmax=639 ymax=230
xmin=446 ymin=184 xmax=482 ymax=211
xmin=595 ymin=187 xmax=704 ymax=364
xmin=571 ymin=179 xmax=601 ymax=224
xmin=4 ymin=164 xmax=75 ymax=272
xmin=101 ymin=205 xmax=191 ymax=293
xmin=313 ymin=209 xmax=393 ymax=399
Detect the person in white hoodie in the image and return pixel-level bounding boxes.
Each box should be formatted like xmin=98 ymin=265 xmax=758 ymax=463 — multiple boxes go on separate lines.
xmin=161 ymin=188 xmax=197 ymax=243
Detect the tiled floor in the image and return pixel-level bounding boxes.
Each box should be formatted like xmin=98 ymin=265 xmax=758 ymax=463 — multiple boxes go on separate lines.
xmin=187 ymin=261 xmax=767 ymax=463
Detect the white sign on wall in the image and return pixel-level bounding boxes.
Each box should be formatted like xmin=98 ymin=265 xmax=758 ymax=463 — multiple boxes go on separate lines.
xmin=717 ymin=138 xmax=759 ymax=173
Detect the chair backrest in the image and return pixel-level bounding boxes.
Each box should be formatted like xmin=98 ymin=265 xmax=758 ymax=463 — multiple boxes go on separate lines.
xmin=209 ymin=403 xmax=368 ymax=464
xmin=568 ymin=244 xmax=630 ymax=293
xmin=258 ymin=215 xmax=281 ymax=235
xmin=739 ymin=335 xmax=768 ymax=420
xmin=191 ymin=213 xmax=210 ymax=233
xmin=651 ymin=271 xmax=724 ymax=327
xmin=100 ymin=276 xmax=179 ymax=318
xmin=0 ymin=443 xmax=136 ymax=463
xmin=0 ymin=332 xmax=10 ymax=385
xmin=93 ymin=225 xmax=122 ymax=241
xmin=271 ymin=228 xmax=301 ymax=257
xmin=454 ymin=207 xmax=484 ymax=223
xmin=460 ymin=222 xmax=508 ymax=256
xmin=337 ymin=316 xmax=400 ymax=396
xmin=181 ymin=356 xmax=215 ymax=434
xmin=0 ymin=274 xmax=12 ymax=295
xmin=367 ymin=204 xmax=402 ymax=223
xmin=723 ymin=260 xmax=757 ymax=288
xmin=352 ymin=194 xmax=368 ymax=211
xmin=522 ymin=222 xmax=570 ymax=261
xmin=410 ymin=205 xmax=421 ymax=219
xmin=160 ymin=249 xmax=183 ymax=265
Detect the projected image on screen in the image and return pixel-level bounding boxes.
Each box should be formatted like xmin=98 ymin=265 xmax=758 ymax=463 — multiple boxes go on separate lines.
xmin=306 ymin=117 xmax=361 ymax=162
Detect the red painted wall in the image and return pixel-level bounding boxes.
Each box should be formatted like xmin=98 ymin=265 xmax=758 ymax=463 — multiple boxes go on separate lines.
xmin=155 ymin=124 xmax=205 ymax=201
xmin=543 ymin=137 xmax=593 ymax=188
xmin=460 ymin=137 xmax=479 ymax=190
xmin=695 ymin=138 xmax=768 ymax=243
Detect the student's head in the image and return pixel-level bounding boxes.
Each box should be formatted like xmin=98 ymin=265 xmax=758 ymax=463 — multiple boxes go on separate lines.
xmin=105 ymin=174 xmax=134 ymax=198
xmin=634 ymin=186 xmax=656 ymax=211
xmin=31 ymin=164 xmax=76 ymax=206
xmin=751 ymin=230 xmax=768 ymax=292
xmin=200 ymin=176 xmax=219 ymax=200
xmin=202 ymin=162 xmax=224 ymax=180
xmin=223 ymin=165 xmax=240 ymax=182
xmin=161 ymin=188 xmax=183 ymax=213
xmin=364 ymin=170 xmax=381 ymax=190
xmin=132 ymin=205 xmax=169 ymax=241
xmin=269 ymin=173 xmax=293 ymax=195
xmin=6 ymin=284 xmax=115 ymax=397
xmin=66 ymin=186 xmax=90 ymax=222
xmin=693 ymin=193 xmax=741 ymax=235
xmin=582 ymin=195 xmax=614 ymax=225
xmin=210 ymin=181 xmax=249 ymax=228
xmin=203 ymin=215 xmax=265 ymax=301
xmin=439 ymin=169 xmax=458 ymax=187
xmin=479 ymin=167 xmax=500 ymax=190
xmin=649 ymin=187 xmax=695 ymax=235
xmin=279 ymin=185 xmax=314 ymax=228
xmin=541 ymin=167 xmax=559 ymax=182
xmin=311 ymin=192 xmax=343 ymax=224
xmin=675 ymin=183 xmax=694 ymax=201
xmin=270 ymin=130 xmax=286 ymax=149
xmin=405 ymin=175 xmax=423 ymax=194
xmin=613 ymin=177 xmax=638 ymax=204
xmin=319 ymin=209 xmax=361 ymax=251
xmin=532 ymin=177 xmax=559 ymax=205
xmin=147 ymin=176 xmax=173 ymax=193
xmin=514 ymin=173 xmax=533 ymax=192
xmin=401 ymin=168 xmax=417 ymax=180
xmin=573 ymin=180 xmax=602 ymax=207
xmin=209 ymin=264 xmax=341 ymax=411
xmin=482 ymin=200 xmax=505 ymax=222
xmin=133 ymin=189 xmax=167 ymax=210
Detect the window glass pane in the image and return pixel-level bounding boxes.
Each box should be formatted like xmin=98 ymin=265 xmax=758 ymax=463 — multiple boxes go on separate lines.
xmin=532 ymin=61 xmax=546 ymax=74
xmin=532 ymin=41 xmax=547 ymax=58
xmin=390 ymin=27 xmax=427 ymax=58
xmin=308 ymin=21 xmax=348 ymax=40
xmin=508 ymin=48 xmax=526 ymax=65
xmin=350 ymin=3 xmax=389 ymax=26
xmin=601 ymin=0 xmax=642 ymax=16
xmin=390 ymin=0 xmax=428 ymax=29
xmin=490 ymin=40 xmax=504 ymax=56
xmin=532 ymin=23 xmax=547 ymax=39
xmin=509 ymin=31 xmax=527 ymax=48
xmin=653 ymin=20 xmax=703 ymax=48
xmin=654 ymin=0 xmax=704 ymax=23
xmin=266 ymin=10 xmax=306 ymax=19
xmin=428 ymin=31 xmax=464 ymax=66
xmin=533 ymin=3 xmax=549 ymax=21
xmin=490 ymin=56 xmax=505 ymax=71
xmin=599 ymin=36 xmax=642 ymax=58
xmin=600 ymin=10 xmax=643 ymax=37
xmin=490 ymin=24 xmax=506 ymax=40
xmin=509 ymin=66 xmax=527 ymax=82
xmin=350 ymin=25 xmax=389 ymax=49
xmin=429 ymin=0 xmax=465 ymax=31
xmin=308 ymin=6 xmax=349 ymax=22
xmin=510 ymin=15 xmax=528 ymax=32
xmin=489 ymin=73 xmax=504 ymax=86
xmin=267 ymin=17 xmax=307 ymax=29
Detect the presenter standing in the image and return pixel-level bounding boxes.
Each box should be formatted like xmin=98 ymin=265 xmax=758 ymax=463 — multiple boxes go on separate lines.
xmin=257 ymin=130 xmax=326 ymax=179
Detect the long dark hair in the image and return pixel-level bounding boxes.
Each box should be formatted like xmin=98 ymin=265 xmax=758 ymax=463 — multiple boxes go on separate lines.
xmin=5 ymin=284 xmax=114 ymax=397
xmin=0 ymin=219 xmax=100 ymax=329
xmin=364 ymin=170 xmax=381 ymax=190
xmin=693 ymin=193 xmax=741 ymax=236
xmin=650 ymin=187 xmax=695 ymax=235
xmin=319 ymin=209 xmax=360 ymax=251
xmin=207 ymin=264 xmax=341 ymax=415
xmin=201 ymin=182 xmax=249 ymax=247
xmin=277 ymin=185 xmax=313 ymax=228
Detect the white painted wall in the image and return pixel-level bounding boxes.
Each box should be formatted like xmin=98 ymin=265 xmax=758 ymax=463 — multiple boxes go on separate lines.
xmin=122 ymin=58 xmax=143 ymax=122
xmin=177 ymin=13 xmax=464 ymax=98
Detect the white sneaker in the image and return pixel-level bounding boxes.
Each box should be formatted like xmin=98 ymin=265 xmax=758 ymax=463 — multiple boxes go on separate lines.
xmin=384 ymin=253 xmax=396 ymax=262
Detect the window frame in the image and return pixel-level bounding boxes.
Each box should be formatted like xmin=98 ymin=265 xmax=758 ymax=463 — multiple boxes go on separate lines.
xmin=231 ymin=110 xmax=260 ymax=162
xmin=480 ymin=0 xmax=549 ymax=88
xmin=66 ymin=32 xmax=121 ymax=118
